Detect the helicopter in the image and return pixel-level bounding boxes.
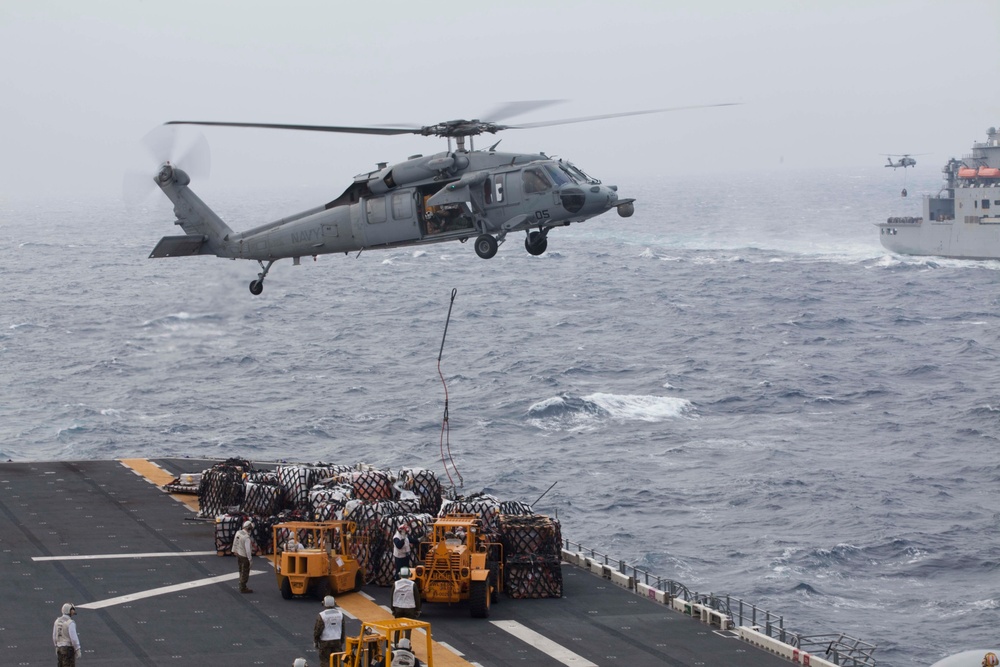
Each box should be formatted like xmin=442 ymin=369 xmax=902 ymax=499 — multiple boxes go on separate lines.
xmin=882 ymin=154 xmax=920 ymax=169
xmin=147 ymin=102 xmax=735 ymax=295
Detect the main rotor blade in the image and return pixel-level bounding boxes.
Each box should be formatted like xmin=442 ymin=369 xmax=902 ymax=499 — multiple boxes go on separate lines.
xmin=165 ymin=120 xmax=419 ymax=136
xmin=503 ymin=103 xmax=741 ymax=130
xmin=480 ymin=100 xmax=567 ymax=123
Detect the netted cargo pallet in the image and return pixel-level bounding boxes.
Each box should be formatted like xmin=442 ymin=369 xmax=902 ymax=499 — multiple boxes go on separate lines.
xmin=499 ymin=515 xmax=563 ymax=558
xmin=309 ymin=483 xmax=354 ymax=521
xmin=243 ymin=479 xmax=283 ymax=517
xmin=397 ymin=468 xmax=443 ymax=514
xmin=439 ymin=493 xmax=502 ymax=534
xmin=351 ymin=469 xmax=394 ymax=502
xmin=199 ymin=459 xmax=254 ymax=518
xmin=505 ymin=555 xmax=563 ymax=598
xmin=499 ymin=514 xmax=563 ymax=598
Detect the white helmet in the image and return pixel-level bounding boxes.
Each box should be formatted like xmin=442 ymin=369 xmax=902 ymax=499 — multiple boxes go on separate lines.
xmin=293 ymin=659 xmax=307 ymax=667
xmin=61 ymin=603 xmax=75 ymax=615
xmin=323 ymin=595 xmax=336 ymax=608
xmin=398 ymin=567 xmax=410 ymax=578
xmin=397 ymin=637 xmax=412 ymax=651
xmin=243 ymin=520 xmax=253 ymax=530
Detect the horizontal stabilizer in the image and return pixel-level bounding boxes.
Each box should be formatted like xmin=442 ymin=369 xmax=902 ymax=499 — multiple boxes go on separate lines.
xmin=149 ymin=235 xmax=207 ymax=258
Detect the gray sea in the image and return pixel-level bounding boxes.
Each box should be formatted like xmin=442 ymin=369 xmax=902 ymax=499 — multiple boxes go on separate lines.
xmin=3 ymin=166 xmax=998 ymax=666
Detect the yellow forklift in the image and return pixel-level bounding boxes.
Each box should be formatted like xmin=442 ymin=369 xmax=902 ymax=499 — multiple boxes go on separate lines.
xmin=271 ymin=520 xmax=364 ymax=600
xmin=412 ymin=513 xmax=502 ymax=618
xmin=331 ymin=618 xmax=434 ymax=667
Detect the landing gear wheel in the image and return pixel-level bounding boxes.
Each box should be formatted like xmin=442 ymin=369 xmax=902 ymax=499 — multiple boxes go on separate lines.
xmin=249 ymin=280 xmax=264 ymax=295
xmin=470 ymin=579 xmax=491 ymax=618
xmin=525 ymin=231 xmax=547 ymax=256
xmin=280 ymin=577 xmax=293 ymax=600
xmin=475 ymin=234 xmax=498 ymax=259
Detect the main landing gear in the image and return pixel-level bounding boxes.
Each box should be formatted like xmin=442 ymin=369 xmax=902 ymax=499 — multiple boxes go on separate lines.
xmin=249 ymin=259 xmax=275 ymax=295
xmin=524 ymin=230 xmax=548 ymax=256
xmin=474 ymin=234 xmax=498 ymax=259
xmin=474 ymin=230 xmax=550 ymax=259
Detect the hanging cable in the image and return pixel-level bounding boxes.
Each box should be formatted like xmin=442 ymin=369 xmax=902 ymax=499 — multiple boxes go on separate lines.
xmin=438 ymin=288 xmax=462 ymax=488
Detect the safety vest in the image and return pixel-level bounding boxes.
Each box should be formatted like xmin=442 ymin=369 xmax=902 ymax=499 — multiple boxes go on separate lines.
xmin=391 ymin=648 xmax=417 ymax=667
xmin=392 ymin=533 xmax=411 ymax=559
xmin=392 ymin=579 xmax=416 ymax=608
xmin=318 ymin=608 xmax=343 ymax=641
xmin=53 ymin=617 xmax=74 ymax=647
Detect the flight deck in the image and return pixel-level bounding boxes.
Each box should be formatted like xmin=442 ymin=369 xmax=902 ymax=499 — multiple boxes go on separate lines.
xmin=0 ymin=459 xmax=798 ymax=666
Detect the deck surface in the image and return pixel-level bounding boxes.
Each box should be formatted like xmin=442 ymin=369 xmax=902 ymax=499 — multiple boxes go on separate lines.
xmin=0 ymin=459 xmax=793 ymax=666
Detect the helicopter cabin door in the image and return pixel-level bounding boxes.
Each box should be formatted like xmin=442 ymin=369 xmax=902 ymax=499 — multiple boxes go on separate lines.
xmin=481 ymin=173 xmax=513 ymax=218
xmin=361 ymin=190 xmax=420 ymax=246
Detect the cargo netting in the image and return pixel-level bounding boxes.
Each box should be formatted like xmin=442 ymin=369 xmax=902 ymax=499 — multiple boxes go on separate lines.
xmin=499 ymin=514 xmax=563 ymax=598
xmin=198 ymin=458 xmax=255 ymax=519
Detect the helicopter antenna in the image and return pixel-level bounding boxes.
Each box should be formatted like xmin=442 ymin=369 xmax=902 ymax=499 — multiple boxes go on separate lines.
xmin=437 ymin=288 xmax=463 ymax=488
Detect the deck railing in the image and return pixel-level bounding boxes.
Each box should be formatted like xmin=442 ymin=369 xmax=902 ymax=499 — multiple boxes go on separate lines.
xmin=562 ymin=539 xmax=877 ymax=667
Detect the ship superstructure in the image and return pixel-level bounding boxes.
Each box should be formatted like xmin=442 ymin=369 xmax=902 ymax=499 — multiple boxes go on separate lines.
xmin=879 ymin=127 xmax=1000 ymax=259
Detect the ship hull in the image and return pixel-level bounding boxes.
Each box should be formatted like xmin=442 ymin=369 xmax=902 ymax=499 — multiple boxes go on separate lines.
xmin=878 ymin=218 xmax=1000 ymax=260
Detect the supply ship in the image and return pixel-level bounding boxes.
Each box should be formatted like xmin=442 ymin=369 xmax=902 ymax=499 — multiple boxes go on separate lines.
xmin=1 ymin=457 xmax=886 ymax=667
xmin=878 ymin=126 xmax=1000 ymax=259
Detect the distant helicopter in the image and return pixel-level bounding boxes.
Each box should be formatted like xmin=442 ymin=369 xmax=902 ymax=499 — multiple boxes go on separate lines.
xmin=881 ymin=153 xmax=927 ymax=197
xmin=882 ymin=154 xmax=922 ymax=169
xmin=146 ymin=101 xmax=736 ymax=295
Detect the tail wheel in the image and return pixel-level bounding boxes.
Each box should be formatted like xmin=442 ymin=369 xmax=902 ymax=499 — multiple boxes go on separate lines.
xmin=280 ymin=577 xmax=293 ymax=600
xmin=469 ymin=579 xmax=491 ymax=618
xmin=474 ymin=234 xmax=498 ymax=259
xmin=249 ymin=280 xmax=264 ymax=295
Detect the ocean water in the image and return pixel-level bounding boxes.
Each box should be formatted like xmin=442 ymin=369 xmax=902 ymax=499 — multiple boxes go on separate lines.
xmin=3 ymin=166 xmax=999 ymax=666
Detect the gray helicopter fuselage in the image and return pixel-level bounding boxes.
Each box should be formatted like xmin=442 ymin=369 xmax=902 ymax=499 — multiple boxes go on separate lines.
xmin=151 ymin=148 xmax=628 ymax=263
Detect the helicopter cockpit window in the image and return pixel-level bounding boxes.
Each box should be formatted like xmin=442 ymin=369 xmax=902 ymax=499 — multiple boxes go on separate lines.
xmin=543 ymin=164 xmax=572 ymax=187
xmin=366 ymin=196 xmax=387 ymax=224
xmin=522 ymin=168 xmax=550 ymax=194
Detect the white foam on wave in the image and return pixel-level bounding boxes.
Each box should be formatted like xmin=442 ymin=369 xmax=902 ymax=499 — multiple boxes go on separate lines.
xmin=528 ymin=392 xmax=693 ymax=432
xmin=585 ymin=392 xmax=691 ymax=421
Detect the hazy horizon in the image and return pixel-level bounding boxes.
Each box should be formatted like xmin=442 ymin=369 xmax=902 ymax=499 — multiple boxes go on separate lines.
xmin=2 ymin=0 xmax=998 ymax=203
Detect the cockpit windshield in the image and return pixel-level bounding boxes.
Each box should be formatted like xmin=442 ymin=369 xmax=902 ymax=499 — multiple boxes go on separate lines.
xmin=559 ymin=160 xmax=600 ymax=184
xmin=543 ymin=163 xmax=573 ymax=187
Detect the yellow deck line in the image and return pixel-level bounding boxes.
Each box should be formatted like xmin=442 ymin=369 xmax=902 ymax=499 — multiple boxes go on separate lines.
xmin=118 ymin=458 xmax=201 ymax=513
xmin=118 ymin=459 xmax=474 ymax=666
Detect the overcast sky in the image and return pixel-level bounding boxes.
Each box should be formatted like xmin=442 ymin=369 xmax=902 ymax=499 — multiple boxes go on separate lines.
xmin=1 ymin=0 xmax=998 ymax=202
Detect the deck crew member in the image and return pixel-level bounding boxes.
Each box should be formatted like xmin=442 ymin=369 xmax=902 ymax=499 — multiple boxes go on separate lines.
xmin=391 ymin=637 xmax=422 ymax=667
xmin=52 ymin=602 xmax=81 ymax=666
xmin=232 ymin=520 xmax=255 ymax=594
xmin=392 ymin=524 xmax=412 ymax=576
xmin=313 ymin=595 xmax=345 ymax=665
xmin=391 ymin=568 xmax=421 ymax=637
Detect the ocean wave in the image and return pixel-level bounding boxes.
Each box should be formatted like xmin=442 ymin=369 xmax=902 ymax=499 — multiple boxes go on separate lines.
xmin=527 ymin=392 xmax=692 ymax=431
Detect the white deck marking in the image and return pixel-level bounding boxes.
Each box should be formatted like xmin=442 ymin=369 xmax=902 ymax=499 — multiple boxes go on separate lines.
xmin=77 ymin=570 xmax=267 ymax=609
xmin=490 ymin=620 xmax=598 ymax=667
xmin=33 ymin=551 xmax=217 ymax=562
xmin=435 ymin=640 xmax=463 ymax=656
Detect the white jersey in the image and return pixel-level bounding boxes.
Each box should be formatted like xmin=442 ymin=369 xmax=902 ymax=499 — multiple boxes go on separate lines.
xmin=392 ymin=531 xmax=411 ymax=559
xmin=232 ymin=529 xmax=253 ymax=560
xmin=392 ymin=579 xmax=416 ymax=609
xmin=52 ymin=615 xmax=80 ymax=650
xmin=318 ymin=608 xmax=344 ymax=641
